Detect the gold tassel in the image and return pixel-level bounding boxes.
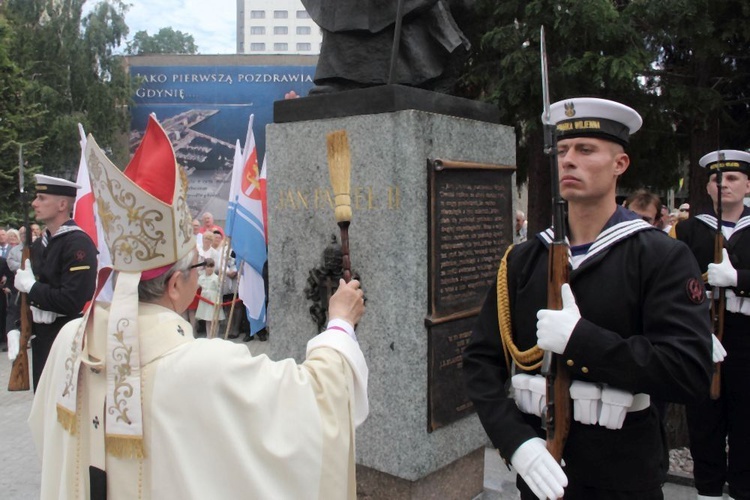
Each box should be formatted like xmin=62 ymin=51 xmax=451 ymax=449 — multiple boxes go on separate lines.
xmin=56 ymin=405 xmax=78 ymax=434
xmin=106 ymin=435 xmax=146 ymax=459
xmin=497 ymin=245 xmax=543 ymax=372
xmin=326 ymin=130 xmax=352 ymax=224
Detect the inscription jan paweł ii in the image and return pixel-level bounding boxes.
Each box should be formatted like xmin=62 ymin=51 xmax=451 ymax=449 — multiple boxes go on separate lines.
xmin=275 ymin=185 xmax=401 ymax=211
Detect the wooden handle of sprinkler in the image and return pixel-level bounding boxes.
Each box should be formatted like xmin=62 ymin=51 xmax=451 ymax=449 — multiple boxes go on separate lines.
xmin=339 ymin=222 xmax=352 ymax=283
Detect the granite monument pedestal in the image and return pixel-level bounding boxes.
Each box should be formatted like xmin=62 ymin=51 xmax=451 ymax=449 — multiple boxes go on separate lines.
xmin=267 ymin=86 xmax=516 ymax=499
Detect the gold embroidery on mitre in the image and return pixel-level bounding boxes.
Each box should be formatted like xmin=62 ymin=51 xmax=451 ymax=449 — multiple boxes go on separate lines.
xmin=84 ymin=135 xmax=197 ymax=272
xmin=89 ymin=157 xmax=167 ymax=267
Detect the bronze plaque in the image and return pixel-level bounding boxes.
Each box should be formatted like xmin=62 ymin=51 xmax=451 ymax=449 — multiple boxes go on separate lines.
xmin=427 ymin=315 xmax=477 ymax=432
xmin=426 ymin=158 xmax=515 ymax=431
xmin=427 ymin=159 xmax=515 ymax=322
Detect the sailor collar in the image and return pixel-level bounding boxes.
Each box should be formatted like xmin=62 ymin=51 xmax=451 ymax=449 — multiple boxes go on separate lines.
xmin=47 ymin=219 xmax=84 ymax=241
xmin=695 ymin=206 xmax=750 ymax=234
xmin=537 ymin=206 xmax=656 ymax=267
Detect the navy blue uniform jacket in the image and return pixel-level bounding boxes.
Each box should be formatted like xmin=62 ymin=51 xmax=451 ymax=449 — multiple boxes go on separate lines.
xmin=463 ymin=208 xmax=712 ymax=491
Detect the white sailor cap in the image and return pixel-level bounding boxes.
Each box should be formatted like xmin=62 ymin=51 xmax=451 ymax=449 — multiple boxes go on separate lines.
xmin=34 ymin=174 xmax=81 ymax=197
xmin=544 ymin=97 xmax=643 ymax=147
xmin=699 ymin=150 xmax=750 ymax=175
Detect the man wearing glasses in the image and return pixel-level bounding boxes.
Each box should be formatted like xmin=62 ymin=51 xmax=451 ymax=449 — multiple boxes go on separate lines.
xmin=623 ymin=189 xmax=662 ymax=227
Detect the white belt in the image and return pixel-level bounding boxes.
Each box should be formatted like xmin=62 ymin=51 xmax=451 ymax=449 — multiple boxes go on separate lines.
xmin=628 ymin=393 xmax=650 ymax=412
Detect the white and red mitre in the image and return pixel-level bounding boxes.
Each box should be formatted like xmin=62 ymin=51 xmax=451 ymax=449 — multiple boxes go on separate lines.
xmin=56 ymin=115 xmax=195 ymax=460
xmin=85 ymin=115 xmax=195 ymax=273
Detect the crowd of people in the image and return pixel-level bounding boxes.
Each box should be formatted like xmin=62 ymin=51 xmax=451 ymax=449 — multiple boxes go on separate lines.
xmin=0 ymin=205 xmax=267 ymax=386
xmin=187 ymin=211 xmax=266 ymax=342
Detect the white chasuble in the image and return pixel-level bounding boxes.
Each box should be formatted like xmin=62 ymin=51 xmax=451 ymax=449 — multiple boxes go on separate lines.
xmin=30 ymin=303 xmax=368 ymax=499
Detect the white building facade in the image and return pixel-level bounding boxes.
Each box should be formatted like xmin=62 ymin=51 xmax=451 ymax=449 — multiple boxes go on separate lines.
xmin=236 ymin=0 xmax=322 ymax=55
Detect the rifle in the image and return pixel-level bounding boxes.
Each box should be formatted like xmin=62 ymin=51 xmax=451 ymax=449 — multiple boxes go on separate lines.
xmin=709 ymin=152 xmax=726 ymax=400
xmin=539 ymin=26 xmax=571 ymax=463
xmin=8 ymin=145 xmax=33 ymax=391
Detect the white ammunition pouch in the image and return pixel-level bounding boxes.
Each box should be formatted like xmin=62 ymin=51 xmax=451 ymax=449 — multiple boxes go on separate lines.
xmin=30 ymin=306 xmax=60 ymax=324
xmin=707 ymin=289 xmax=750 ymax=315
xmin=511 ymin=375 xmax=650 ymax=430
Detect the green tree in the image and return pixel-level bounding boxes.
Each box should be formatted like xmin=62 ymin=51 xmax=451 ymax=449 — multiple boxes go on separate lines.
xmin=457 ymin=0 xmax=657 ymax=231
xmin=1 ymin=0 xmax=132 ymax=226
xmin=630 ymin=0 xmax=750 ymax=213
xmin=0 ymin=8 xmax=47 ymax=228
xmin=458 ymin=0 xmax=750 ymax=229
xmin=126 ymin=27 xmax=198 ymax=55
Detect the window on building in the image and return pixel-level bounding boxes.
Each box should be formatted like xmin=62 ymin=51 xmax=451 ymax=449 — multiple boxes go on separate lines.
xmin=273 ymin=43 xmax=288 ymax=51
xmin=250 ymin=43 xmax=265 ymax=51
xmin=273 ymin=10 xmax=288 ymax=19
xmin=296 ymin=10 xmax=310 ymax=19
xmin=250 ymin=26 xmax=265 ymax=35
xmin=296 ymin=43 xmax=311 ymax=51
xmin=250 ymin=10 xmax=265 ymax=19
xmin=274 ymin=26 xmax=288 ymax=35
xmin=296 ymin=26 xmax=311 ymax=35
xmin=239 ymin=41 xmax=244 ymax=51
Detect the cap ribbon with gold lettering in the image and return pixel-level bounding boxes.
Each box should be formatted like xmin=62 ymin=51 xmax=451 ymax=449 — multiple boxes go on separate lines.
xmin=544 ymin=97 xmax=643 ymax=147
xmin=699 ymin=150 xmax=750 ymax=175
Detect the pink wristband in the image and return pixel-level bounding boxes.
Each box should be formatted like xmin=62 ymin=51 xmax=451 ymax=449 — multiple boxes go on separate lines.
xmin=328 ymin=326 xmax=347 ymax=334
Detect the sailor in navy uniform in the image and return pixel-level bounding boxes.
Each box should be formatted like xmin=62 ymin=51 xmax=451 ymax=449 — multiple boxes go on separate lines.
xmin=675 ymin=149 xmax=750 ymax=500
xmin=14 ymin=174 xmax=97 ymax=390
xmin=462 ymin=97 xmax=712 ymax=499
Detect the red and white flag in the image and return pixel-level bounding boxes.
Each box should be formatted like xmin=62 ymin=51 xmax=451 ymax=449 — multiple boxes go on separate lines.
xmin=73 ymin=123 xmax=113 ymax=301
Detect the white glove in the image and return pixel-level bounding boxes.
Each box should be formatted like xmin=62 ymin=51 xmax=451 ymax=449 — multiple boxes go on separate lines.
xmin=511 ymin=374 xmax=534 ymax=414
xmin=598 ymin=386 xmax=633 ymax=430
xmin=7 ymin=329 xmax=20 ymax=361
xmin=711 ymin=333 xmax=727 ymax=363
xmin=707 ymin=249 xmax=738 ymax=287
xmin=511 ymin=437 xmax=568 ymax=500
xmin=528 ymin=375 xmax=547 ymax=418
xmin=536 ymin=284 xmax=580 ymax=354
xmin=14 ymin=259 xmax=36 ymax=294
xmin=569 ymin=381 xmax=602 ymax=425
xmin=31 ymin=306 xmax=58 ymax=324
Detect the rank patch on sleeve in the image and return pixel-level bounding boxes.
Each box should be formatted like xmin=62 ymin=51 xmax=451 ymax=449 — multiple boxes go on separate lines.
xmin=686 ymin=278 xmax=706 ymax=304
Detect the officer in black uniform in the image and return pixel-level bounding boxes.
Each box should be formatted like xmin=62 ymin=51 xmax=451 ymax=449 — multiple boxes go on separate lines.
xmin=462 ymin=97 xmax=712 ymax=499
xmin=675 ymin=149 xmax=750 ymax=500
xmin=14 ymin=174 xmax=97 ymax=390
